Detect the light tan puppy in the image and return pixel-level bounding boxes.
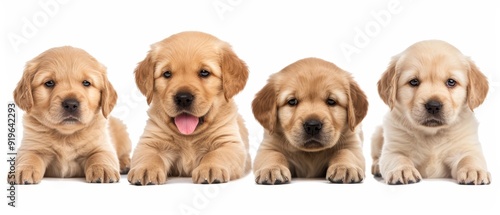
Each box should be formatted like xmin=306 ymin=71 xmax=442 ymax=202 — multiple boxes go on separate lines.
xmin=371 ymin=40 xmax=491 ymax=185
xmin=128 ymin=31 xmax=251 ymax=185
xmin=252 ymin=58 xmax=368 ymax=184
xmin=9 ymin=46 xmax=131 ymax=184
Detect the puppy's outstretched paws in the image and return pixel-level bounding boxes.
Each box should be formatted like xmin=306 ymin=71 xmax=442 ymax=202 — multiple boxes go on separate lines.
xmin=254 ymin=165 xmax=291 ymax=185
xmin=457 ymin=168 xmax=491 ymax=185
xmin=385 ymin=166 xmax=421 ymax=185
xmin=192 ymin=164 xmax=230 ymax=184
xmin=327 ymin=164 xmax=364 ymax=183
xmin=10 ymin=165 xmax=43 ymax=185
xmin=86 ymin=164 xmax=120 ymax=183
xmin=127 ymin=165 xmax=167 ymax=185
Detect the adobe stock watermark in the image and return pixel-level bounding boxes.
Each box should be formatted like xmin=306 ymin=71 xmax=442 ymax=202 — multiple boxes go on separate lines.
xmin=340 ymin=0 xmax=403 ymax=63
xmin=178 ymin=126 xmax=260 ymax=215
xmin=7 ymin=0 xmax=70 ymax=53
xmin=179 ymin=183 xmax=228 ymax=215
xmin=112 ymin=86 xmax=145 ymax=120
xmin=487 ymin=73 xmax=499 ymax=94
xmin=212 ymin=0 xmax=243 ymax=20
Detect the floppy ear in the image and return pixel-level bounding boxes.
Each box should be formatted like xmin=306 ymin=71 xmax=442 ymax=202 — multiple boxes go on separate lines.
xmin=347 ymin=79 xmax=369 ymax=131
xmin=466 ymin=58 xmax=488 ymax=110
xmin=221 ymin=46 xmax=249 ymax=100
xmin=13 ymin=61 xmax=38 ymax=112
xmin=377 ymin=56 xmax=399 ymax=109
xmin=101 ymin=71 xmax=118 ymax=118
xmin=134 ymin=49 xmax=156 ymax=105
xmin=252 ymin=82 xmax=277 ymax=133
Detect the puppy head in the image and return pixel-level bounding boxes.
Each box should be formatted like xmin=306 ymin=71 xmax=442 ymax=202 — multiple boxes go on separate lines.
xmin=13 ymin=46 xmax=117 ymax=134
xmin=378 ymin=40 xmax=488 ymax=129
xmin=252 ymin=58 xmax=368 ymax=152
xmin=134 ymin=31 xmax=248 ymax=135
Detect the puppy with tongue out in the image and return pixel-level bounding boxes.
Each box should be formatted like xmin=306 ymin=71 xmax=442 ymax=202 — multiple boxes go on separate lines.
xmin=128 ymin=31 xmax=252 ymax=185
xmin=175 ymin=113 xmax=200 ymax=135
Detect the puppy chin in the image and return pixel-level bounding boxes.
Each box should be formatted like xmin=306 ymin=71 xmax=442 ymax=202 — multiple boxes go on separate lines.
xmin=301 ymin=140 xmax=327 ymax=152
xmin=289 ymin=137 xmax=329 ymax=152
xmin=419 ymin=118 xmax=446 ymax=127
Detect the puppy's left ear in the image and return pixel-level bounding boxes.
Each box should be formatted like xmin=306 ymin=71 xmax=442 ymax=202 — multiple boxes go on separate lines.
xmin=221 ymin=45 xmax=249 ymax=100
xmin=100 ymin=66 xmax=118 ymax=118
xmin=13 ymin=61 xmax=38 ymax=112
xmin=466 ymin=58 xmax=488 ymax=110
xmin=347 ymin=79 xmax=368 ymax=131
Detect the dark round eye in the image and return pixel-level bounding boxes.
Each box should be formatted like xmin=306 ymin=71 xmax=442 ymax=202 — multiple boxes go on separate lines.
xmin=82 ymin=80 xmax=91 ymax=87
xmin=199 ymin=69 xmax=210 ymax=78
xmin=409 ymin=79 xmax=420 ymax=87
xmin=446 ymin=79 xmax=456 ymax=87
xmin=327 ymin=99 xmax=337 ymax=106
xmin=287 ymin=98 xmax=298 ymax=106
xmin=163 ymin=71 xmax=172 ymax=78
xmin=44 ymin=80 xmax=55 ymax=88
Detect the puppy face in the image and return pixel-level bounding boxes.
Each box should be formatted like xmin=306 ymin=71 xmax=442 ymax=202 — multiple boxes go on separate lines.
xmin=13 ymin=46 xmax=117 ymax=134
xmin=135 ymin=31 xmax=248 ymax=135
xmin=253 ymin=58 xmax=368 ymax=152
xmin=378 ymin=40 xmax=488 ymax=130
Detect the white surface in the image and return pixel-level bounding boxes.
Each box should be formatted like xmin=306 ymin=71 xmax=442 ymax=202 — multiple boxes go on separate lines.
xmin=1 ymin=0 xmax=499 ymax=213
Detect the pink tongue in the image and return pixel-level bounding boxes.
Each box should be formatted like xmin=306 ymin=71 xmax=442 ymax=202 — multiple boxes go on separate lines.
xmin=174 ymin=113 xmax=199 ymax=135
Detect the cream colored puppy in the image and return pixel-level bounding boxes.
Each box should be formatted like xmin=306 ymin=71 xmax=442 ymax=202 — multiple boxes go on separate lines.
xmin=371 ymin=40 xmax=491 ymax=185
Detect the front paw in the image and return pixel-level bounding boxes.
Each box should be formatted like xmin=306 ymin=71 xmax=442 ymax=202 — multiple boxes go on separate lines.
xmin=371 ymin=159 xmax=382 ymax=177
xmin=85 ymin=164 xmax=120 ymax=183
xmin=192 ymin=164 xmax=230 ymax=184
xmin=254 ymin=165 xmax=291 ymax=185
xmin=327 ymin=164 xmax=364 ymax=183
xmin=127 ymin=165 xmax=167 ymax=185
xmin=119 ymin=155 xmax=131 ymax=174
xmin=457 ymin=167 xmax=491 ymax=185
xmin=385 ymin=166 xmax=421 ymax=185
xmin=10 ymin=165 xmax=43 ymax=185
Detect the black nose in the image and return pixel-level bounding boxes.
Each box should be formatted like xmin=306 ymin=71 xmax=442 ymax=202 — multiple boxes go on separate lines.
xmin=175 ymin=92 xmax=194 ymax=108
xmin=62 ymin=99 xmax=79 ymax=113
xmin=425 ymin=100 xmax=442 ymax=115
xmin=303 ymin=119 xmax=322 ymax=136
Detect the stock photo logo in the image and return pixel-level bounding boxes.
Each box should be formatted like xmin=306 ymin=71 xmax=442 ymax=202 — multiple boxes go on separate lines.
xmin=212 ymin=0 xmax=243 ymax=20
xmin=7 ymin=0 xmax=70 ymax=53
xmin=339 ymin=0 xmax=403 ymax=63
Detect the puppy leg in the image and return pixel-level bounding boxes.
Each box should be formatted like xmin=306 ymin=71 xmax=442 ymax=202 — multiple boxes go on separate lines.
xmin=253 ymin=149 xmax=291 ymax=185
xmin=9 ymin=152 xmax=46 ymax=184
xmin=370 ymin=126 xmax=384 ymax=177
xmin=108 ymin=117 xmax=132 ymax=174
xmin=453 ymin=155 xmax=491 ymax=185
xmin=327 ymin=148 xmax=365 ymax=183
xmin=85 ymin=150 xmax=120 ymax=183
xmin=380 ymin=152 xmax=422 ymax=185
xmin=127 ymin=142 xmax=172 ymax=185
xmin=192 ymin=142 xmax=248 ymax=184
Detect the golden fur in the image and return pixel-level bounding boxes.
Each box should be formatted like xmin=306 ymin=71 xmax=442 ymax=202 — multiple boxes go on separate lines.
xmin=9 ymin=46 xmax=131 ymax=184
xmin=371 ymin=40 xmax=491 ymax=185
xmin=128 ymin=31 xmax=251 ymax=185
xmin=252 ymin=58 xmax=368 ymax=184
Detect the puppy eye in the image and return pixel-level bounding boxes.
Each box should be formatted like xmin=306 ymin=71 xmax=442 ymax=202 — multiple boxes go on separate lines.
xmin=446 ymin=79 xmax=457 ymax=87
xmin=199 ymin=69 xmax=210 ymax=78
xmin=326 ymin=99 xmax=337 ymax=106
xmin=409 ymin=79 xmax=420 ymax=87
xmin=44 ymin=80 xmax=55 ymax=88
xmin=82 ymin=80 xmax=91 ymax=87
xmin=287 ymin=98 xmax=298 ymax=106
xmin=163 ymin=71 xmax=172 ymax=78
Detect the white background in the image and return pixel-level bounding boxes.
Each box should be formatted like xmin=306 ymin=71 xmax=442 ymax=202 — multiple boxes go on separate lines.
xmin=1 ymin=0 xmax=499 ymax=213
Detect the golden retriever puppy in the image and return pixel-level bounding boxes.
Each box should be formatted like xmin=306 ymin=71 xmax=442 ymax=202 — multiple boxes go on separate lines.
xmin=252 ymin=58 xmax=368 ymax=184
xmin=128 ymin=31 xmax=251 ymax=185
xmin=9 ymin=46 xmax=132 ymax=184
xmin=371 ymin=40 xmax=491 ymax=185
